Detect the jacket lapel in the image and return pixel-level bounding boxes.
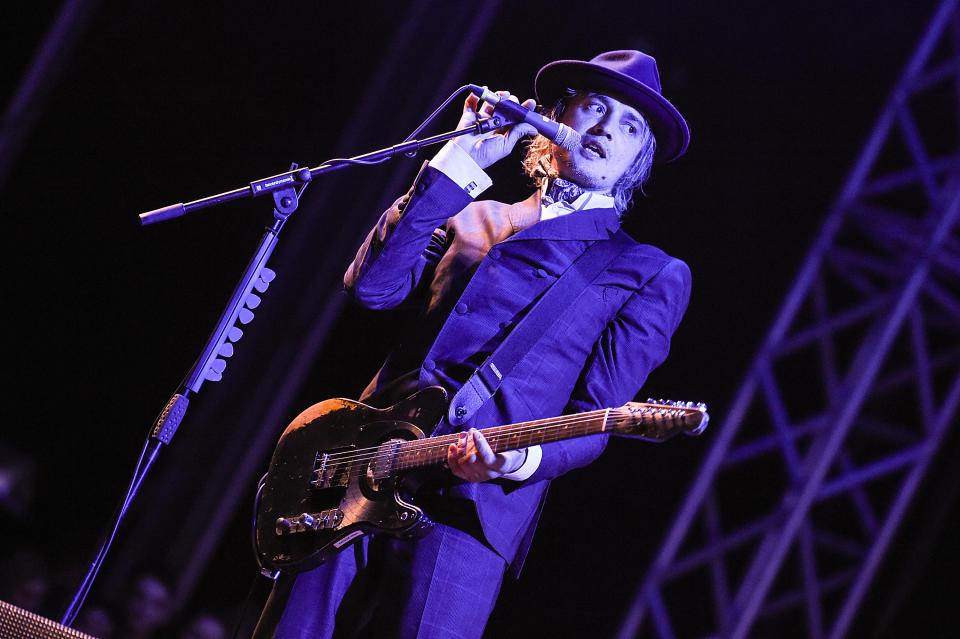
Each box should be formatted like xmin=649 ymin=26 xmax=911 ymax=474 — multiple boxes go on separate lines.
xmin=502 ymin=194 xmax=621 ymax=243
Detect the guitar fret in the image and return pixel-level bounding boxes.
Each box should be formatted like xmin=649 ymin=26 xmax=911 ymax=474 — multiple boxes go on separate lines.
xmin=391 ymin=403 xmax=704 ymax=471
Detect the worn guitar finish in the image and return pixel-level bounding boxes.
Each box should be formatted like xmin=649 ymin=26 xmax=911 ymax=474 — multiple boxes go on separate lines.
xmin=254 ymin=386 xmax=708 ymax=574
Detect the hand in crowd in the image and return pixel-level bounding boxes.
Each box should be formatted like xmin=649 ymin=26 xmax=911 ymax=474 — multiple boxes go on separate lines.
xmin=447 ymin=428 xmax=526 ymax=482
xmin=453 ymin=90 xmax=538 ymax=169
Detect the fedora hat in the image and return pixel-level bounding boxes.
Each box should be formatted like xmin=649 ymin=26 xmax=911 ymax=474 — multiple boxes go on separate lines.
xmin=535 ymin=50 xmax=690 ymax=163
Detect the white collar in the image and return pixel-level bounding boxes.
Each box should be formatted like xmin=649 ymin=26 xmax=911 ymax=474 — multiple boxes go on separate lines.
xmin=538 ymin=182 xmax=616 ymax=220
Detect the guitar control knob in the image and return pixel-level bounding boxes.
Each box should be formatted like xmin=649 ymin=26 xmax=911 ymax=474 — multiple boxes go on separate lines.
xmin=275 ymin=513 xmax=314 ymax=535
xmin=275 ymin=517 xmax=293 ymax=535
xmin=275 ymin=509 xmax=345 ymax=536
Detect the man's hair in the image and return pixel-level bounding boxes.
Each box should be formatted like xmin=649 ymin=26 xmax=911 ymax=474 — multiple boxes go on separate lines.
xmin=522 ymin=89 xmax=657 ymax=214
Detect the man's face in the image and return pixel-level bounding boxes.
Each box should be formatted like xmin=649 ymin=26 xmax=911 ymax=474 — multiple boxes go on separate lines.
xmin=550 ymin=93 xmax=649 ymax=191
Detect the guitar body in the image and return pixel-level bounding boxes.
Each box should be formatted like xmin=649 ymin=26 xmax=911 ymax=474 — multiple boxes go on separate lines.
xmin=254 ymin=386 xmax=448 ymax=574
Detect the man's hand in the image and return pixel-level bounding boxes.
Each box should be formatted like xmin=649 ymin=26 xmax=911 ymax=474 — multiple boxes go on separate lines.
xmin=447 ymin=428 xmax=526 ymax=482
xmin=453 ymin=91 xmax=538 ymax=169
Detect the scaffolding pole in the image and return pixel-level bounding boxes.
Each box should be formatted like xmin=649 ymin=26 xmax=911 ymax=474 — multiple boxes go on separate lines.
xmin=619 ymin=1 xmax=960 ymax=637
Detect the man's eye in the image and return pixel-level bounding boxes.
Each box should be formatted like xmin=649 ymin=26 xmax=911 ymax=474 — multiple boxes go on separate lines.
xmin=626 ymin=124 xmax=637 ymax=135
xmin=589 ymin=103 xmax=605 ymax=114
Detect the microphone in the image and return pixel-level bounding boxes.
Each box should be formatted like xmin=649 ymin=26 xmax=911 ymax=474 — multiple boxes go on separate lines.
xmin=468 ymin=85 xmax=581 ymax=151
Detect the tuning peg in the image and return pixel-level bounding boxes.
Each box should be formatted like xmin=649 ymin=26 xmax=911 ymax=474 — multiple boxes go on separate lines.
xmin=209 ymin=358 xmax=227 ymax=374
xmin=246 ymin=293 xmax=262 ymax=309
xmin=219 ymin=342 xmax=234 ymax=357
xmin=228 ymin=326 xmax=243 ymax=342
xmin=205 ymin=369 xmax=223 ymax=382
xmin=239 ymin=308 xmax=254 ymax=324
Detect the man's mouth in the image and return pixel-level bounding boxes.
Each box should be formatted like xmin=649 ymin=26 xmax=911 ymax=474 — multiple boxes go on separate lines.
xmin=582 ymin=140 xmax=606 ymax=159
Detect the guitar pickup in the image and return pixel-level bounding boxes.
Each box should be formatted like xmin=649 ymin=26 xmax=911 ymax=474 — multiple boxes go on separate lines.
xmin=275 ymin=508 xmax=344 ymax=536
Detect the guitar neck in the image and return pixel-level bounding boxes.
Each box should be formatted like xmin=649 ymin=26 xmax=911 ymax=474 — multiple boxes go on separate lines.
xmin=393 ymin=408 xmax=616 ymax=473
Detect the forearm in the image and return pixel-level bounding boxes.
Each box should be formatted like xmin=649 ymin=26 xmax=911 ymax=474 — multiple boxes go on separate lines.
xmin=344 ymin=142 xmax=495 ymax=308
xmin=524 ymin=258 xmax=692 ymax=483
xmin=345 ymin=86 xmax=534 ymax=308
xmin=524 ymin=434 xmax=609 ymax=483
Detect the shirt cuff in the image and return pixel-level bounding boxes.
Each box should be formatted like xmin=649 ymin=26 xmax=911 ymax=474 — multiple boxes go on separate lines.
xmin=500 ymin=445 xmax=542 ymax=481
xmin=428 ymin=141 xmax=492 ymax=199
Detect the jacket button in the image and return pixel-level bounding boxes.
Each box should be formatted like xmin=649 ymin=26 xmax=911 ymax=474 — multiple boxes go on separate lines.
xmin=455 ymin=302 xmax=469 ymax=315
xmin=423 ymin=359 xmax=436 ymax=371
xmin=535 ymin=268 xmax=548 ymax=278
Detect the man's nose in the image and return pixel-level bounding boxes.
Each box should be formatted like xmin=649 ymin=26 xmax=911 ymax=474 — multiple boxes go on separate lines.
xmin=587 ymin=119 xmax=612 ymax=138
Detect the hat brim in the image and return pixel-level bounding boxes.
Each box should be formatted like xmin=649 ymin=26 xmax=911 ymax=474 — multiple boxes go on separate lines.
xmin=535 ymin=60 xmax=690 ymax=163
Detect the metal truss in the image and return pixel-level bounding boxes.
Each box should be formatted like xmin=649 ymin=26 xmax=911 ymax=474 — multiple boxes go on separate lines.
xmin=619 ymin=1 xmax=960 ymax=637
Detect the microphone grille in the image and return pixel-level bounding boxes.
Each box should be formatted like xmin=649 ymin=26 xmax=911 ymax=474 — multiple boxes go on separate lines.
xmin=555 ymin=126 xmax=582 ymax=151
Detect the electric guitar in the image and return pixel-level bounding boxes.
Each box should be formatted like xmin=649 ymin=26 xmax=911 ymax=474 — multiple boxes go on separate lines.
xmin=253 ymin=386 xmax=708 ymax=574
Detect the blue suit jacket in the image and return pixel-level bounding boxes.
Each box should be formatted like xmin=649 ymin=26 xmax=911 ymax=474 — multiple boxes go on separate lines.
xmin=344 ymin=164 xmax=691 ymax=569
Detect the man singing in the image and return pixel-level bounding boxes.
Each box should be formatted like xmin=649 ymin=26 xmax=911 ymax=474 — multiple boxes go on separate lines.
xmin=271 ymin=49 xmax=691 ymax=638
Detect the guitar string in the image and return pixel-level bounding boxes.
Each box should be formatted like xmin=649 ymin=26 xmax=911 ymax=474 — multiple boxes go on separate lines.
xmin=314 ymin=408 xmax=694 ymax=469
xmin=390 ymin=408 xmax=692 ymax=471
xmin=308 ymin=408 xmax=696 ymax=472
xmin=314 ymin=404 xmax=696 ymax=466
xmin=313 ymin=408 xmax=632 ymax=467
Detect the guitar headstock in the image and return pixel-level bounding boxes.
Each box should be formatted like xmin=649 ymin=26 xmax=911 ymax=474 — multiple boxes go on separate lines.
xmin=607 ymin=399 xmax=710 ymax=442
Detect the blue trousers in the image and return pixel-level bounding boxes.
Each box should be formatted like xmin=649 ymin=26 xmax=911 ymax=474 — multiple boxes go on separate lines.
xmin=272 ymin=523 xmax=507 ymax=639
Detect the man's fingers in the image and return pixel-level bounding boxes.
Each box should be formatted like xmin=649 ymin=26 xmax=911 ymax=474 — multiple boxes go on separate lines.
xmin=446 ymin=429 xmax=513 ymax=482
xmin=447 ymin=443 xmax=460 ymax=466
xmin=470 ymin=429 xmax=496 ymax=464
xmin=505 ymin=123 xmax=538 ymax=146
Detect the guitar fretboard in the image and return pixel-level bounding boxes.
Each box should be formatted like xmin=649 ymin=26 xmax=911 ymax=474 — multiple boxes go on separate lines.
xmin=392 ymin=408 xmax=621 ymax=471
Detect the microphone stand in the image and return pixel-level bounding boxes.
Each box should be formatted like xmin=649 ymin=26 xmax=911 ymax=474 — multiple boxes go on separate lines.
xmin=138 ymin=117 xmax=510 ymax=226
xmin=61 ymin=110 xmax=519 ymax=627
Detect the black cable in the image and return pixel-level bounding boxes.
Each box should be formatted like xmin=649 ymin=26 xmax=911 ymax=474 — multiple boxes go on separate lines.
xmin=314 ymin=84 xmax=479 ymax=169
xmin=231 ymin=570 xmax=265 ymax=639
xmin=402 ymin=84 xmax=477 ymax=142
xmin=61 ymin=436 xmax=159 ymax=626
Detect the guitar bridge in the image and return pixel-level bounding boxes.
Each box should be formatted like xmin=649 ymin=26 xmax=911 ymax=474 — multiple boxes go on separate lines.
xmin=275 ymin=508 xmax=345 ymax=536
xmin=310 ymin=451 xmax=352 ymax=489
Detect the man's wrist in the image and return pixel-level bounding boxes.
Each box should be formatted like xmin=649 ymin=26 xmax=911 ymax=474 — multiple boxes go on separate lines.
xmin=500 ymin=445 xmax=542 ymax=481
xmin=507 ymin=448 xmax=528 ymax=474
xmin=428 ymin=141 xmax=492 ymax=198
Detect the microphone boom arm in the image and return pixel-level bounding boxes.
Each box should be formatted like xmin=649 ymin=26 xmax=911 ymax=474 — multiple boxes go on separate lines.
xmin=138 ymin=120 xmax=502 ymax=226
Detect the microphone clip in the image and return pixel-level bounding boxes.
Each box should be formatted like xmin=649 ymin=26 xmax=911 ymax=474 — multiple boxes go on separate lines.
xmin=474 ymin=108 xmax=524 ymax=135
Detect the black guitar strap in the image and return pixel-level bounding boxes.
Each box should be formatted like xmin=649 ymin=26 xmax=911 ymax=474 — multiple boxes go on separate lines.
xmin=443 ymin=227 xmax=635 ymax=431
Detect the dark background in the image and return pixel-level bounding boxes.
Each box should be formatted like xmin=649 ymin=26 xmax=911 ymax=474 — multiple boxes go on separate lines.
xmin=2 ymin=1 xmax=957 ymax=637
